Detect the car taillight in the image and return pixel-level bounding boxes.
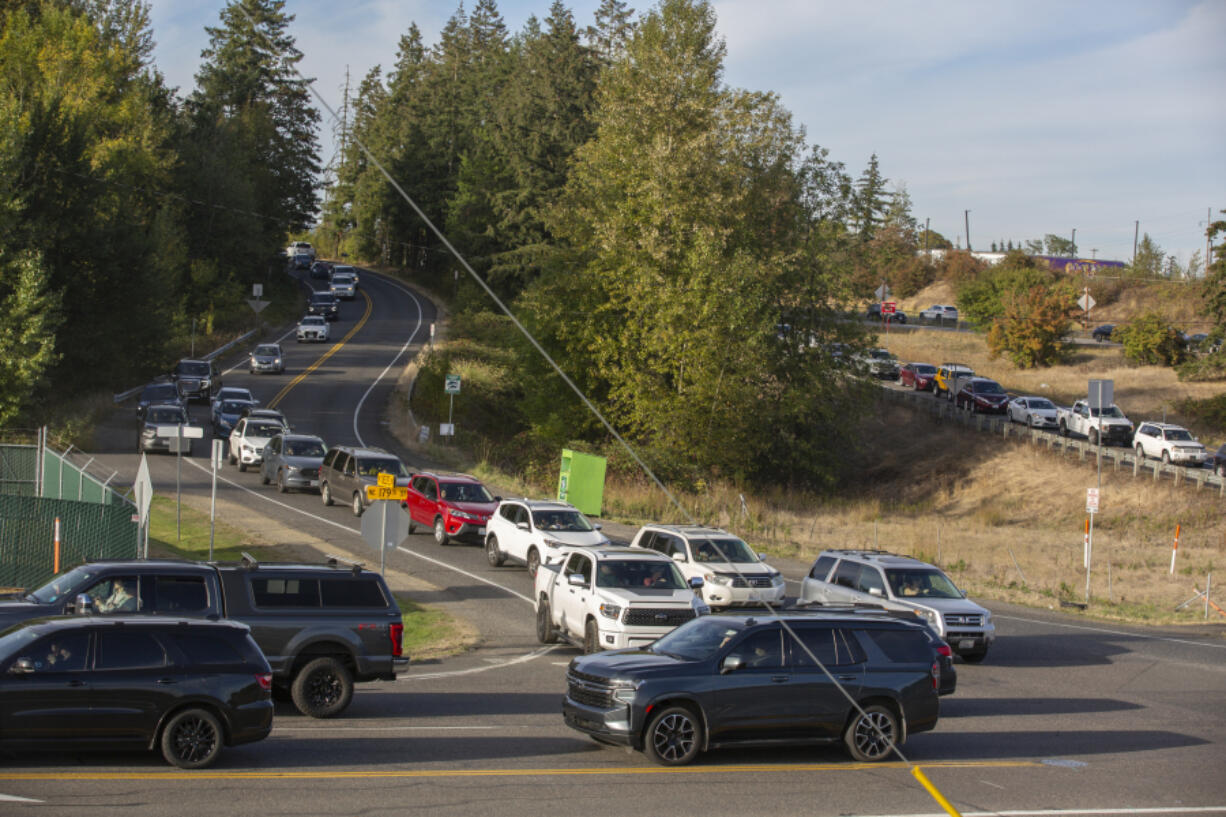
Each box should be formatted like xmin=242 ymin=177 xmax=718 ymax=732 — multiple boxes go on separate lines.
xmin=931 ymin=660 xmax=940 ymax=690
xmin=389 ymin=622 xmax=404 ymax=657
xmin=255 ymin=673 xmax=272 ymax=691
xmin=936 ymin=643 xmax=952 ymax=658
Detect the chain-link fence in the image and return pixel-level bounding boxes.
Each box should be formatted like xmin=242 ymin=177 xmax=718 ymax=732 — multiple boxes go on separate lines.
xmin=0 ymin=430 xmax=138 ymax=593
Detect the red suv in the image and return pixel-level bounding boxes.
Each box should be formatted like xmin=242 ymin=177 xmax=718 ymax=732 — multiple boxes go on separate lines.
xmin=403 ymin=472 xmax=499 ymax=545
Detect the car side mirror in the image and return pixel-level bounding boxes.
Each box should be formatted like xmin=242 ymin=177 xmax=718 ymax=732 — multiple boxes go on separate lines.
xmin=961 ymin=589 xmax=968 ymax=599
xmin=494 ymin=496 xmax=502 ymax=502
xmin=593 ymin=523 xmax=602 ymax=531
xmin=673 ymin=552 xmax=688 ymax=563
xmin=8 ymin=657 xmax=34 ymax=675
xmin=516 ymin=521 xmax=530 ymax=532
xmin=721 ymin=654 xmax=744 ymax=674
xmin=757 ymin=552 xmax=767 ymax=562
xmin=868 ymin=587 xmax=884 ymax=597
xmin=70 ymin=593 xmax=95 ymax=615
xmin=567 ymin=573 xmax=587 ymax=588
xmin=688 ymin=576 xmax=704 ymax=589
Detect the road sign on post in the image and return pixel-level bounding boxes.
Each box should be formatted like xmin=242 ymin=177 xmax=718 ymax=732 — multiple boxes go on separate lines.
xmin=444 ymin=375 xmax=461 ymax=394
xmin=360 ymin=495 xmax=411 ymax=575
xmin=1086 ymin=488 xmax=1100 ymax=514
xmin=882 ymin=301 xmax=896 ymax=314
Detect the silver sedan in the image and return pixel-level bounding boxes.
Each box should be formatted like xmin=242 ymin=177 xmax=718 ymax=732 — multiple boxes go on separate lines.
xmin=1008 ymin=395 xmax=1059 ymax=428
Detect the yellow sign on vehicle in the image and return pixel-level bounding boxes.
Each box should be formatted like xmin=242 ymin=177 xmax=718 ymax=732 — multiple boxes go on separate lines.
xmin=377 ymin=472 xmax=395 ymax=489
xmin=365 ymin=485 xmax=408 ymax=502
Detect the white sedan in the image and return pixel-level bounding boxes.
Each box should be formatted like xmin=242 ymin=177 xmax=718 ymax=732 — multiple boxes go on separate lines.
xmin=1008 ymin=395 xmax=1059 ymax=428
xmin=296 ymin=315 xmax=330 ymax=342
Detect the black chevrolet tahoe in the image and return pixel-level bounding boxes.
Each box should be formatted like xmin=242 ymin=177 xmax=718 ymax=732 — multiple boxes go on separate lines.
xmin=0 ymin=557 xmax=408 ymax=718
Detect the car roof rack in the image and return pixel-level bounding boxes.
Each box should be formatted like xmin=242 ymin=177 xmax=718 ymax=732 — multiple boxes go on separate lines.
xmin=325 ymin=554 xmax=366 ymax=576
xmin=240 ymin=552 xmax=259 ymax=570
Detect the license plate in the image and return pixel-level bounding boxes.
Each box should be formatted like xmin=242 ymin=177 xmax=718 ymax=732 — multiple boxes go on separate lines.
xmin=747 ymin=592 xmax=760 ymax=601
xmin=958 ymin=639 xmax=975 ymax=650
xmin=308 ymin=480 xmax=319 ymax=487
xmin=477 ymin=527 xmax=486 ymax=536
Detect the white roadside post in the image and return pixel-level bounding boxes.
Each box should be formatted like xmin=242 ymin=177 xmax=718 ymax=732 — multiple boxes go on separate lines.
xmin=1085 ymin=379 xmax=1112 ymax=605
xmin=157 ymin=423 xmax=204 ymax=541
xmin=1085 ymin=487 xmax=1099 ymax=604
xmin=210 ymin=438 xmax=225 ymax=561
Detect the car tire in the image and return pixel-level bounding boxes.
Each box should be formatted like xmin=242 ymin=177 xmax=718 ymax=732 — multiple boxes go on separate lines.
xmin=844 ymin=703 xmax=898 ymax=762
xmin=486 ymin=535 xmax=504 ymax=567
xmin=321 ymin=482 xmax=333 ymax=506
xmin=291 ymin=657 xmax=354 ymax=719
xmin=1217 ymin=463 xmax=1225 ymax=478
xmin=583 ymin=617 xmax=599 ymax=654
xmin=961 ymin=649 xmax=988 ymax=663
xmin=277 ymin=471 xmax=288 ymax=493
xmin=229 ymin=451 xmax=237 ymax=465
xmin=1089 ymin=428 xmax=1099 ymax=446
xmin=261 ymin=470 xmax=270 ymax=485
xmin=408 ymin=519 xmax=417 ymax=535
xmin=161 ymin=707 xmax=223 ymax=769
xmin=644 ymin=705 xmax=702 ymax=766
xmin=527 ymin=547 xmax=541 ymax=578
xmin=238 ymin=461 xmax=247 ymax=472
xmin=352 ymin=492 xmax=364 ymax=517
xmin=536 ymin=600 xmax=558 ymax=644
xmin=433 ymin=517 xmax=450 ymax=546
xmin=1135 ymin=444 xmax=1145 ymax=460
xmin=1059 ymin=421 xmax=1068 ymax=438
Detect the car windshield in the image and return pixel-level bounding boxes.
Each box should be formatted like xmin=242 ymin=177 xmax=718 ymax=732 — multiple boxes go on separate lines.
xmin=596 ymin=560 xmax=687 ymax=590
xmin=218 ymin=389 xmax=253 ymax=401
xmin=332 ymin=274 xmax=354 ymax=284
xmin=974 ymin=381 xmax=1005 ymax=394
xmin=310 ymin=293 xmax=334 ymax=303
xmin=691 ymin=537 xmax=757 ymax=563
xmin=1027 ymin=398 xmax=1056 ymax=410
xmin=255 ymin=345 xmax=279 ymax=356
xmin=28 ymin=566 xmax=94 ymax=604
xmin=148 ymin=407 xmax=184 ymax=424
xmin=1090 ymin=406 xmax=1125 ymax=418
xmin=175 ymin=361 xmax=210 ymax=377
xmin=913 ymin=365 xmax=937 ymax=375
xmin=650 ymin=616 xmax=747 ymax=661
xmin=0 ymin=626 xmax=41 ymax=659
xmin=532 ymin=510 xmax=594 ymax=532
xmin=1164 ymin=429 xmax=1194 ymax=441
xmin=870 ymin=350 xmax=894 ymax=360
xmin=441 ymin=482 xmax=494 ymax=503
xmin=357 ymin=457 xmax=405 ymax=477
xmin=885 ymin=569 xmax=963 ymax=599
xmin=284 ymin=440 xmax=326 ymax=457
xmin=247 ymin=422 xmax=282 ymax=437
xmin=302 ymin=317 xmax=324 ymax=325
xmin=333 ymin=266 xmax=354 ymax=274
xmin=221 ymin=400 xmax=253 ymax=415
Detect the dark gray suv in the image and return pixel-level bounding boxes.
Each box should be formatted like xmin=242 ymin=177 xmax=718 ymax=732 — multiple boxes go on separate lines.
xmin=319 ymin=445 xmax=409 ymax=517
xmin=563 ymin=610 xmax=940 ymax=765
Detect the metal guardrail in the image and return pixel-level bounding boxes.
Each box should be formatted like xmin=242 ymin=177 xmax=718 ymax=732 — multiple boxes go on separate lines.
xmin=112 ymin=329 xmax=259 ymax=403
xmin=881 ymin=387 xmax=1226 ymax=498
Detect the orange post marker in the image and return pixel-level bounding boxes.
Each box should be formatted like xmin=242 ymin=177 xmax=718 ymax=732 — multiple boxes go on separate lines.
xmin=1170 ymin=523 xmax=1181 ymax=575
xmin=1083 ymin=518 xmax=1090 ymax=568
xmin=53 ymin=516 xmax=61 ymax=574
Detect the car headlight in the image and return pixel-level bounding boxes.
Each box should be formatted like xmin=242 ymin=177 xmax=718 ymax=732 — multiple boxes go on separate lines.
xmin=274 ymin=358 xmax=282 ymax=365
xmin=451 ymin=511 xmax=481 ymax=523
xmin=704 ymin=573 xmax=732 ymax=586
xmin=770 ymin=572 xmax=784 ymax=586
xmin=610 ymin=682 xmax=639 ymax=704
xmin=542 ymin=537 xmax=564 ymax=549
xmin=599 ymin=603 xmax=622 ymax=620
xmin=920 ymin=608 xmax=942 ymax=630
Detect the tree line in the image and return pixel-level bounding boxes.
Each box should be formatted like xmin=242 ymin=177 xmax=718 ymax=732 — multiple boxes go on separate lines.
xmin=0 ymin=0 xmax=318 ymax=426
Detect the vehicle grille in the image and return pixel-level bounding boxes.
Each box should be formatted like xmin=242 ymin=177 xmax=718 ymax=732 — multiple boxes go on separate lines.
xmin=567 ymin=670 xmax=614 ymax=708
xmin=300 ymin=468 xmax=319 ymax=479
xmin=944 ymin=613 xmax=984 ymax=627
xmin=623 ymin=608 xmax=697 ymax=627
xmin=729 ymin=575 xmax=774 ymax=588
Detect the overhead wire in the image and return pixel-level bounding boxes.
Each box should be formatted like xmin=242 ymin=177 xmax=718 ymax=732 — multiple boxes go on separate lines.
xmin=236 ymin=7 xmax=964 ymax=803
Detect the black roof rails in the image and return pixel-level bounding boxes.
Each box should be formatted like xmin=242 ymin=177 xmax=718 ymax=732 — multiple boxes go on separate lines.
xmin=325 ymin=554 xmax=365 ymax=577
xmin=240 ymin=552 xmax=259 ymax=570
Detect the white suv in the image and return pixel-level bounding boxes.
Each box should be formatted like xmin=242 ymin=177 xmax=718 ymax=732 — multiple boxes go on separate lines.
xmin=919 ymin=304 xmax=959 ymax=322
xmin=485 ymin=499 xmax=610 ymax=576
xmin=1133 ymin=422 xmax=1208 ymax=466
xmin=801 ymin=549 xmax=995 ymax=662
xmin=628 ymin=524 xmax=785 ymax=608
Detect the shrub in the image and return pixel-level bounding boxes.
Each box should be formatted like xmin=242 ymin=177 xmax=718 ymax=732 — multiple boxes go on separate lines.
xmin=1173 ymin=392 xmax=1226 ymax=435
xmin=1113 ymin=312 xmax=1187 ymax=366
xmin=986 ymin=283 xmax=1075 ymax=368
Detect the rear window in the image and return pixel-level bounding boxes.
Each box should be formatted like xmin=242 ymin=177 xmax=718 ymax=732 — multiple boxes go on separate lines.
xmin=321 ymin=578 xmax=388 ymax=608
xmin=858 ymin=627 xmax=932 ymax=664
xmin=172 ymin=633 xmax=244 ymax=665
xmin=251 ymin=577 xmax=320 ymax=607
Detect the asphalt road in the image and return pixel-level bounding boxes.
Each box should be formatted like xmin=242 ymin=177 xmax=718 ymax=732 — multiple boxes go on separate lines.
xmin=4 ymin=270 xmax=1224 ymax=815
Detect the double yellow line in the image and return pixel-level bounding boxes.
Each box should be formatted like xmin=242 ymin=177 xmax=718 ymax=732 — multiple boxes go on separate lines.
xmin=266 ymin=288 xmax=374 ymax=410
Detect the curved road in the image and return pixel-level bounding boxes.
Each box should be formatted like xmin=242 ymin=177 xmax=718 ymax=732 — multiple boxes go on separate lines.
xmin=5 ymin=271 xmax=1225 ymax=815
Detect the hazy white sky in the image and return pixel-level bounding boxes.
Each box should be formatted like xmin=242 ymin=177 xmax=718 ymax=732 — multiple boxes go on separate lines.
xmin=149 ymin=0 xmax=1225 ymax=266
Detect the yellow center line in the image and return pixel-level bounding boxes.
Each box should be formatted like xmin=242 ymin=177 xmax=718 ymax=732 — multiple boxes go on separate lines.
xmin=267 ymin=289 xmax=374 ymax=410
xmin=0 ymin=761 xmax=1039 ymax=782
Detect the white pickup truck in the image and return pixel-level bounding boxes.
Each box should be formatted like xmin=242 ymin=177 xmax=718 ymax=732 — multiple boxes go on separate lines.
xmin=1056 ymin=399 xmax=1134 ymax=446
xmin=534 ymin=546 xmax=708 ymax=653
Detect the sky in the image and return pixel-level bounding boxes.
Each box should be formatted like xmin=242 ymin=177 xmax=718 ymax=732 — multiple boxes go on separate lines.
xmin=148 ymin=0 xmax=1226 ymax=268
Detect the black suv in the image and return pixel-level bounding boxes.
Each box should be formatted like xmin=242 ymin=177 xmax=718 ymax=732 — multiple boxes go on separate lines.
xmin=563 ymin=610 xmax=940 ymax=765
xmin=0 ymin=558 xmax=408 ymax=718
xmin=0 ymin=616 xmax=272 ymax=768
xmin=171 ymin=358 xmax=222 ymax=403
xmin=307 ymin=290 xmax=339 ymax=321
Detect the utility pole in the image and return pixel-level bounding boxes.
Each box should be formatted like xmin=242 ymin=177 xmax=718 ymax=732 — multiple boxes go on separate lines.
xmin=964 ymin=210 xmax=972 ymax=252
xmin=1208 ymin=207 xmax=1214 ymax=277
xmin=1071 ymin=228 xmax=1077 ymax=257
xmin=1133 ymin=220 xmax=1139 ymax=265
xmin=1091 ymin=248 xmax=1098 ymax=260
xmin=924 ymin=217 xmax=930 ymax=258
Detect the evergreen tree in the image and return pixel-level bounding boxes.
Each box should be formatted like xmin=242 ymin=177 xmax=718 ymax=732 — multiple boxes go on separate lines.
xmin=851 ymin=153 xmax=890 ymax=241
xmin=587 ymin=0 xmax=635 ymax=63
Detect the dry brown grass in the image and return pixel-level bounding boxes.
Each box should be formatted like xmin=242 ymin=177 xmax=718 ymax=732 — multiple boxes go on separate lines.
xmin=877 ymin=328 xmax=1226 ymax=446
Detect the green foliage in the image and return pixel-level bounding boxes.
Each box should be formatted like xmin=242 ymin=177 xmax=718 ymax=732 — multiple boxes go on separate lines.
xmin=985 ymin=282 xmax=1075 ymax=368
xmin=1202 ymin=213 xmax=1226 ymax=330
xmin=1113 ymin=311 xmax=1187 ymax=366
xmin=1175 ymin=349 xmax=1226 ymax=382
xmin=1172 ymin=392 xmax=1226 ymax=435
xmin=0 ymin=249 xmax=61 ymax=424
xmin=955 ymin=251 xmax=1054 ymax=327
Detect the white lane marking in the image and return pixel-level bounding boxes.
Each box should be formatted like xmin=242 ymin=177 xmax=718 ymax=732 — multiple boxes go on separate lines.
xmin=995 ymin=614 xmax=1226 ymax=650
xmin=403 ymin=646 xmax=560 ymax=681
xmin=349 ymin=272 xmax=425 ymax=448
xmin=858 ymin=804 xmax=1226 ymax=809
xmin=0 ymin=793 xmax=43 ymax=803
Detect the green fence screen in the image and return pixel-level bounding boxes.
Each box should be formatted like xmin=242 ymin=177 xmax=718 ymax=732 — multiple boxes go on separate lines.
xmin=0 ymin=495 xmax=139 ymax=593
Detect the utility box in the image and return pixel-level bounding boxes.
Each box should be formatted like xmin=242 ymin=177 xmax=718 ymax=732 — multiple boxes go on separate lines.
xmin=557 ymin=449 xmax=607 ymax=517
